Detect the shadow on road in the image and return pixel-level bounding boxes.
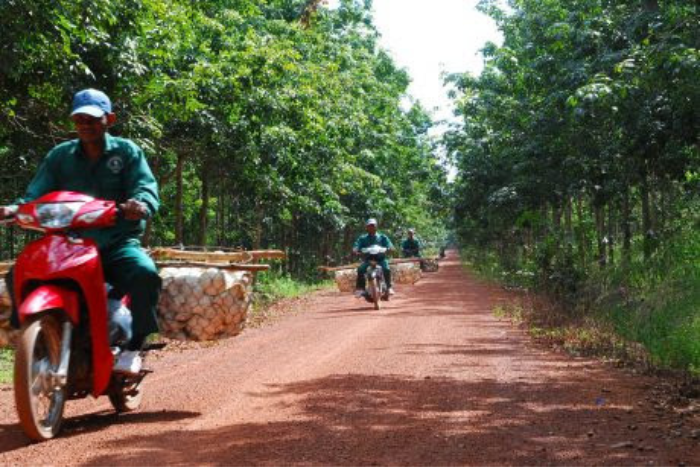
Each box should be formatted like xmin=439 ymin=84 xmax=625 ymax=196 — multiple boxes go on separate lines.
xmin=82 ymin=373 xmax=672 ymax=466
xmin=0 ymin=409 xmax=200 ymax=455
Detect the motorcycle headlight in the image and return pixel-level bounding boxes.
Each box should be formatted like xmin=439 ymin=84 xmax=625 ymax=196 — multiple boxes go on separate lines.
xmin=36 ymin=202 xmax=83 ymax=228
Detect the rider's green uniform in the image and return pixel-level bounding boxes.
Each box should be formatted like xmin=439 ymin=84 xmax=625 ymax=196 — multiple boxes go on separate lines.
xmin=17 ymin=134 xmax=159 ymax=249
xmin=401 ymin=237 xmax=422 ymax=257
xmin=8 ymin=134 xmax=161 ymax=343
xmin=353 ymin=233 xmax=394 ymax=290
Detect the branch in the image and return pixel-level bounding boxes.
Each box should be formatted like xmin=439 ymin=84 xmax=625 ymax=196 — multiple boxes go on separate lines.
xmin=318 ymin=258 xmax=425 ymax=272
xmin=155 ymin=261 xmax=271 ymax=272
xmin=300 ymin=0 xmax=325 ymax=28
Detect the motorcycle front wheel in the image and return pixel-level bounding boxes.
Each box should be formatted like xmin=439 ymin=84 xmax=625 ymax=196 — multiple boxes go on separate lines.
xmin=370 ymin=278 xmax=381 ymax=310
xmin=14 ymin=315 xmax=67 ymax=441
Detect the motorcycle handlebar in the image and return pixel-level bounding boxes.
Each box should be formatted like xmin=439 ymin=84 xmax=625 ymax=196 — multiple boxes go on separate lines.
xmin=0 ymin=205 xmax=18 ymax=225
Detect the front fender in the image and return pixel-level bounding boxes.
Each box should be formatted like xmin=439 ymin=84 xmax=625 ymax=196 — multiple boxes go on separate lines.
xmin=367 ymin=266 xmax=379 ymax=279
xmin=19 ymin=285 xmax=80 ymax=325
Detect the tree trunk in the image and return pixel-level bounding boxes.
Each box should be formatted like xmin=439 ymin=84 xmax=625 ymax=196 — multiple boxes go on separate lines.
xmin=252 ymin=199 xmax=263 ymax=250
xmin=622 ymin=186 xmax=632 ymax=265
xmin=143 ymin=219 xmax=153 ymax=247
xmin=175 ymin=152 xmax=184 ymax=246
xmin=564 ymin=197 xmax=573 ymax=254
xmin=198 ymin=167 xmax=210 ymax=246
xmin=300 ymin=0 xmax=324 ymax=28
xmin=641 ymin=176 xmax=654 ymax=260
xmin=643 ymin=0 xmax=659 ymax=12
xmin=343 ymin=226 xmax=354 ymax=265
xmin=552 ymin=202 xmax=562 ymax=256
xmin=216 ymin=182 xmax=224 ymax=246
xmin=539 ymin=204 xmax=548 ymax=243
xmin=593 ymin=203 xmax=607 ymax=268
xmin=607 ymin=202 xmax=615 ymax=266
xmin=576 ymin=195 xmax=588 ymax=271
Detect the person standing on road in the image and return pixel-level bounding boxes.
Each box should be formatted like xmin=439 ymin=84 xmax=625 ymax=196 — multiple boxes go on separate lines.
xmin=352 ymin=218 xmax=395 ymax=297
xmin=0 ymin=88 xmax=161 ymax=375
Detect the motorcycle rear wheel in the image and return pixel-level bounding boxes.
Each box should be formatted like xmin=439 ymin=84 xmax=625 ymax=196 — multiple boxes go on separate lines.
xmin=14 ymin=315 xmax=67 ymax=441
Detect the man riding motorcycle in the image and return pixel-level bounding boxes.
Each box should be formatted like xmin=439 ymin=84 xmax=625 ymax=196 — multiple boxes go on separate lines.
xmin=352 ymin=218 xmax=395 ymax=298
xmin=0 ymin=88 xmax=160 ymax=375
xmin=401 ymin=228 xmax=423 ymax=258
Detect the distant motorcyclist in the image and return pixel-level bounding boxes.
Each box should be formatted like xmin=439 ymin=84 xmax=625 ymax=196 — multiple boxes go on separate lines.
xmin=352 ymin=218 xmax=395 ymax=297
xmin=401 ymin=228 xmax=423 ymax=258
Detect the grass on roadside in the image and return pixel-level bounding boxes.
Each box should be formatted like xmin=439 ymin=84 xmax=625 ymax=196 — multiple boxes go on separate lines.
xmin=0 ymin=348 xmax=13 ymax=384
xmin=465 ymin=223 xmax=700 ymax=376
xmin=245 ymin=274 xmax=334 ymax=328
xmin=492 ymin=300 xmax=651 ymax=367
xmin=253 ymin=274 xmax=334 ymax=312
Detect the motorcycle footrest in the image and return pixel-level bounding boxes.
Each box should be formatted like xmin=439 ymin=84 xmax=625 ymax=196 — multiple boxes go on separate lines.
xmin=114 ymin=368 xmax=152 ymax=387
xmin=142 ymin=342 xmax=167 ymax=352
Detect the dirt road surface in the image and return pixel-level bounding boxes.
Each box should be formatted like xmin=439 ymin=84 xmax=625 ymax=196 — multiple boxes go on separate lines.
xmin=0 ymin=252 xmax=698 ymax=466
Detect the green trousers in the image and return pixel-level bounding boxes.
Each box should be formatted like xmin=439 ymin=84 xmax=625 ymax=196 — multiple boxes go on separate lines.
xmin=7 ymin=241 xmax=161 ymax=347
xmin=100 ymin=242 xmax=161 ymax=341
xmin=355 ymin=259 xmax=392 ymax=290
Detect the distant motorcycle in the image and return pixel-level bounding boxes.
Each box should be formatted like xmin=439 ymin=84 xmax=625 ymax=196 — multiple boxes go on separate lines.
xmin=403 ymin=247 xmax=428 ymax=271
xmin=1 ymin=191 xmax=161 ymax=441
xmin=361 ymin=245 xmax=389 ymax=310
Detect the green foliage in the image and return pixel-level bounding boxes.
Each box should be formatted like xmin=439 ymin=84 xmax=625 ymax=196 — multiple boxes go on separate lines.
xmin=0 ymin=348 xmax=12 ymax=384
xmin=607 ymin=223 xmax=700 ymax=372
xmin=0 ymin=0 xmax=449 ymax=277
xmin=253 ymin=271 xmax=334 ymax=309
xmin=449 ymin=0 xmax=699 ymax=372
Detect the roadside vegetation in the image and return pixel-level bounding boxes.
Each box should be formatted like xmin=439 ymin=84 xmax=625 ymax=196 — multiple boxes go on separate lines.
xmin=253 ymin=271 xmax=334 ymax=310
xmin=0 ymin=0 xmax=449 ymax=279
xmin=0 ymin=348 xmax=12 ymax=384
xmin=447 ymin=1 xmax=699 ymax=373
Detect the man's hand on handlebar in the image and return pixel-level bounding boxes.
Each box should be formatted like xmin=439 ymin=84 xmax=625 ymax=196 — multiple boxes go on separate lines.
xmin=0 ymin=205 xmax=18 ymax=220
xmin=119 ymin=199 xmax=149 ymax=221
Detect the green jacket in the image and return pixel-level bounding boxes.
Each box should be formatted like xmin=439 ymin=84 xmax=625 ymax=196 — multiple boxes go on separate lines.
xmin=19 ymin=133 xmax=159 ymax=249
xmin=353 ymin=233 xmax=394 ymax=252
xmin=401 ymin=237 xmax=422 ymax=254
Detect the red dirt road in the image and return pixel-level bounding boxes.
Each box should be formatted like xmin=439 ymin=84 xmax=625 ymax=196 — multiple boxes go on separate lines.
xmin=0 ymin=252 xmax=698 ymax=466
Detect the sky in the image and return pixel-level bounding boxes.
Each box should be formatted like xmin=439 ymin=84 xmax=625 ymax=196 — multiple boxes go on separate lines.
xmin=327 ymin=0 xmax=502 ymax=131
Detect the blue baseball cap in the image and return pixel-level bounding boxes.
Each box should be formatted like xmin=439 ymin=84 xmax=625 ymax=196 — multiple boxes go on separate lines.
xmin=71 ymin=89 xmax=112 ymax=118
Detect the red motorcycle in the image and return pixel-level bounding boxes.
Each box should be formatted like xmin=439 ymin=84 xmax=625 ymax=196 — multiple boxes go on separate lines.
xmin=2 ymin=191 xmax=157 ymax=441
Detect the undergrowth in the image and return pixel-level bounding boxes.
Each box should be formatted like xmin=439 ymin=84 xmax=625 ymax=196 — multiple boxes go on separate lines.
xmin=0 ymin=348 xmax=12 ymax=384
xmin=466 ymin=222 xmax=700 ymax=375
xmin=252 ymin=273 xmax=334 ymax=312
xmin=492 ymin=300 xmax=651 ymax=368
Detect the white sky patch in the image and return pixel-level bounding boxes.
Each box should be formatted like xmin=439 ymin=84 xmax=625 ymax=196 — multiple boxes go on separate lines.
xmin=326 ymin=0 xmax=502 ymax=130
xmin=325 ymin=0 xmax=503 ymax=181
